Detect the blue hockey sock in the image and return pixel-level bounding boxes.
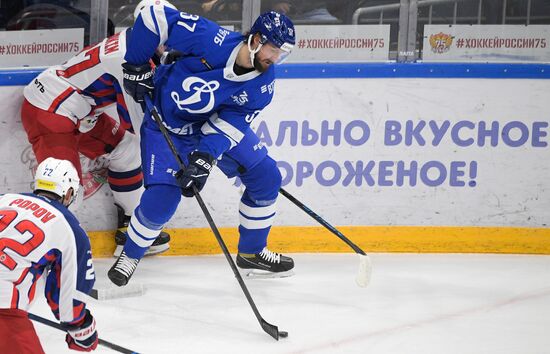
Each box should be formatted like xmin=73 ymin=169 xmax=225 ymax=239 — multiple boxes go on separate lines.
xmin=123 ymin=184 xmax=181 ymax=259
xmin=237 ymin=197 xmax=276 ymax=254
xmin=123 ymin=208 xmax=163 ymax=259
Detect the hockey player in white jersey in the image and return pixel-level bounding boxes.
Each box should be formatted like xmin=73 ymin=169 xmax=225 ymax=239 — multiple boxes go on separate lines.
xmin=0 ymin=158 xmax=98 ymax=352
xmin=20 ymin=16 xmax=171 ymax=257
xmin=108 ymin=5 xmax=296 ymax=286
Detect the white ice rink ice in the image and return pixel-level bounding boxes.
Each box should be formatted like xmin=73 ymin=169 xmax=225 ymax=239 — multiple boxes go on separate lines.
xmin=31 ymin=253 xmax=550 ymax=354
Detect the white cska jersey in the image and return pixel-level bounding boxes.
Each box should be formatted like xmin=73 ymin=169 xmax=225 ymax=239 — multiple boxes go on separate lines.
xmin=0 ymin=193 xmax=95 ymax=324
xmin=23 ymin=29 xmax=144 ymax=131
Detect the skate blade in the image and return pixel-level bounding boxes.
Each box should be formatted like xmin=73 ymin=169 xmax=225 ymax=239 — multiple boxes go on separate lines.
xmin=113 ymin=243 xmax=170 ymax=257
xmin=144 ymin=243 xmax=170 ymax=256
xmin=239 ymin=268 xmax=295 ymax=279
xmin=113 ymin=245 xmax=123 ymax=258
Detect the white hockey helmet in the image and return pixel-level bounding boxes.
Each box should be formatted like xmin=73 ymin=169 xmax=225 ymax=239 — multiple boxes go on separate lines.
xmin=34 ymin=158 xmax=80 ymax=206
xmin=134 ymin=0 xmax=177 ymax=20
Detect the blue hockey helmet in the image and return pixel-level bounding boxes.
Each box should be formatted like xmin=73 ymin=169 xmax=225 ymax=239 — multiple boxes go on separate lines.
xmin=248 ymin=11 xmax=295 ymax=64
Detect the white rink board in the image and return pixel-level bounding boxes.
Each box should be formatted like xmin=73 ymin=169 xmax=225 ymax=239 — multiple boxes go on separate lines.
xmin=0 ymin=78 xmax=549 ymax=231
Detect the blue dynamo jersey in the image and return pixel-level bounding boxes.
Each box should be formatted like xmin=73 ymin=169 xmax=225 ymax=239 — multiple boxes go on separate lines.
xmin=126 ymin=6 xmax=276 ymax=158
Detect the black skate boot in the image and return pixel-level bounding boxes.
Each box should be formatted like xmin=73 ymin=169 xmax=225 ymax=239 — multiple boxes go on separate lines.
xmin=114 ymin=204 xmax=170 ymax=257
xmin=108 ymin=250 xmax=140 ymax=287
xmin=236 ymin=247 xmax=294 ymax=278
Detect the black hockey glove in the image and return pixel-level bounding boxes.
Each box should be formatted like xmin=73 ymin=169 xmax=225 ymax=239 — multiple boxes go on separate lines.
xmin=122 ymin=62 xmax=154 ymax=103
xmin=176 ymin=151 xmax=216 ymax=197
xmin=160 ymin=50 xmax=184 ymax=65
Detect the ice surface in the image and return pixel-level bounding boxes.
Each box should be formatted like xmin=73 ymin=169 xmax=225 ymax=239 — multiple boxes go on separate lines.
xmin=32 ymin=253 xmax=550 ymax=354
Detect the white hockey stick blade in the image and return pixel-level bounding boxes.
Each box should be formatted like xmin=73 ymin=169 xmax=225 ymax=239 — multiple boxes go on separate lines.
xmin=90 ymin=283 xmax=146 ymax=301
xmin=355 ymin=254 xmax=372 ymax=288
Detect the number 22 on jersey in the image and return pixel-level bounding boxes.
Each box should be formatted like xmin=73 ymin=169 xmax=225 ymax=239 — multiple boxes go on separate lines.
xmin=0 ymin=210 xmax=45 ymax=270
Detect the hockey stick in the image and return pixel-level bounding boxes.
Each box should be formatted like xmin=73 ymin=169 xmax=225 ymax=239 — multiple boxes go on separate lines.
xmin=144 ymin=94 xmax=287 ymax=340
xmin=28 ymin=313 xmax=139 ymax=354
xmin=89 ymin=283 xmax=146 ymax=301
xmin=278 ymin=187 xmax=372 ymax=287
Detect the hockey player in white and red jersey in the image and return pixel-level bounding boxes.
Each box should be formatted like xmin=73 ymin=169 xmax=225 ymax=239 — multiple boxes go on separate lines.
xmin=20 ymin=5 xmax=172 ymax=256
xmin=0 ymin=158 xmax=98 ymax=353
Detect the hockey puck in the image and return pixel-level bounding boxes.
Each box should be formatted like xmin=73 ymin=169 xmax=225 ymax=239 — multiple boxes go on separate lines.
xmin=279 ymin=331 xmax=288 ymax=338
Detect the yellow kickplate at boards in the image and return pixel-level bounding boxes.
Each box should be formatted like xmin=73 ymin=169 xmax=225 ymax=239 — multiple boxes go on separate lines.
xmin=87 ymin=225 xmax=550 ymax=258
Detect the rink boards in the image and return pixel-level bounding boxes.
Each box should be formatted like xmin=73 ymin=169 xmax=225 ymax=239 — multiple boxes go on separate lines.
xmin=1 ymin=63 xmax=549 ymax=256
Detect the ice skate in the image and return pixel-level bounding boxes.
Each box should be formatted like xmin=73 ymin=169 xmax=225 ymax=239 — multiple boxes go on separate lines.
xmin=236 ymin=247 xmax=294 ymax=279
xmin=108 ymin=250 xmax=140 ymax=287
xmin=114 ymin=204 xmax=170 ymax=257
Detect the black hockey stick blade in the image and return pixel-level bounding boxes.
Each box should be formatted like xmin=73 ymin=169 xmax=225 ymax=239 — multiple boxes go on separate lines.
xmin=261 ymin=319 xmax=288 ymax=340
xmin=28 ymin=312 xmax=140 ymax=353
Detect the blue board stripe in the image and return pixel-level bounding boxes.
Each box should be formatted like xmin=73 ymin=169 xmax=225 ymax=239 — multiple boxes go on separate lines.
xmin=274 ymin=62 xmax=550 ymax=79
xmin=0 ymin=69 xmax=43 ymax=86
xmin=1 ymin=62 xmax=550 ymax=86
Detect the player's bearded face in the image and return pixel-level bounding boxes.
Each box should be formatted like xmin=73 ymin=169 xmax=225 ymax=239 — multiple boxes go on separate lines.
xmin=254 ymin=43 xmax=286 ymax=72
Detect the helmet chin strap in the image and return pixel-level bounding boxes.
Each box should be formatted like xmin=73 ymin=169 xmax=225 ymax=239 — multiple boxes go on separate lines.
xmin=65 ymin=186 xmax=82 ymax=208
xmin=62 ymin=188 xmax=74 ymax=207
xmin=247 ymin=35 xmax=263 ymax=67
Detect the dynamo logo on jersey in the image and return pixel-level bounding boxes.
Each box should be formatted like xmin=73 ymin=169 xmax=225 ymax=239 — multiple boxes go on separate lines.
xmin=171 ymin=77 xmax=220 ymax=114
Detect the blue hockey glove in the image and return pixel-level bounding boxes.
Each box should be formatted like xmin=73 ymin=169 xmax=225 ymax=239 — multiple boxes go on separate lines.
xmin=64 ymin=309 xmax=98 ymax=352
xmin=122 ymin=62 xmax=154 ymax=103
xmin=176 ymin=151 xmax=216 ymax=197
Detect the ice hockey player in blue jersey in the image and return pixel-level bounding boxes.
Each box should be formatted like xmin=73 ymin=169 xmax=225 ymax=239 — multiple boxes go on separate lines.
xmin=107 ymin=3 xmax=296 ymax=286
